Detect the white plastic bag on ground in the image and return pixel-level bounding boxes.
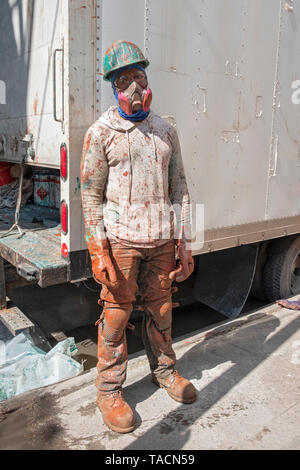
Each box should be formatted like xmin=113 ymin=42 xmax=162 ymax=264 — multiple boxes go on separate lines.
xmin=0 ymin=332 xmax=83 ymax=401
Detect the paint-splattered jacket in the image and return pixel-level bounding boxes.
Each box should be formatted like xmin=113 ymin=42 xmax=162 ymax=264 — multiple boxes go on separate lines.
xmin=80 ymin=106 xmax=190 ymax=248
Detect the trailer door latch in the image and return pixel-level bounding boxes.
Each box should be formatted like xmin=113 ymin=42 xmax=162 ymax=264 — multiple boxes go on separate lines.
xmin=16 ymin=263 xmax=39 ymax=282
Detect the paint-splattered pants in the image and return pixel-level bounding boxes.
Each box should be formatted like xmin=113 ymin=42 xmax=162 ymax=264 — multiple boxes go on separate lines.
xmin=95 ymin=238 xmax=177 ymax=394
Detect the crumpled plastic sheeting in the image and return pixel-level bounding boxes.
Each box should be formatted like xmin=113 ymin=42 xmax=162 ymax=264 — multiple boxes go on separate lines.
xmin=0 ymin=332 xmax=83 ymax=402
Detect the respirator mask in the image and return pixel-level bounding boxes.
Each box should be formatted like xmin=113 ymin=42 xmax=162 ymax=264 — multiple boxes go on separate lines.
xmin=111 ymin=65 xmax=152 ymax=121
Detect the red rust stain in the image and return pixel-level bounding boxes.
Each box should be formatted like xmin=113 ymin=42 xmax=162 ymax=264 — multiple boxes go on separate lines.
xmin=123 ymin=171 xmax=128 ymax=176
xmin=85 ymin=133 xmax=92 ymax=153
xmin=81 ymin=169 xmax=94 ymax=183
xmin=33 ymin=96 xmax=38 ymax=115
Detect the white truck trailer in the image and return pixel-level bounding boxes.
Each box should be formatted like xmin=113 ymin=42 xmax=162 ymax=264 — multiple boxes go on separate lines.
xmin=0 ymin=0 xmax=300 ymax=329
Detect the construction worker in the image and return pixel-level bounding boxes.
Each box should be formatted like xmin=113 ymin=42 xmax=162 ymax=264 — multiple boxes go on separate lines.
xmin=80 ymin=40 xmax=196 ymax=434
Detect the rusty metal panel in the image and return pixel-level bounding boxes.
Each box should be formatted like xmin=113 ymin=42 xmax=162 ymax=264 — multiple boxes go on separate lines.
xmin=96 ymin=0 xmax=146 ymax=115
xmin=143 ymin=0 xmax=280 ymax=232
xmin=0 ymin=305 xmax=34 ymax=336
xmin=265 ymin=0 xmax=300 ymax=219
xmin=0 ymin=206 xmax=69 ymax=287
xmin=0 ymin=0 xmax=65 ymax=166
xmin=0 ymin=1 xmax=96 ymax=258
xmin=1 ymin=0 xmax=299 ymax=262
xmin=95 ymin=0 xmax=300 ymax=255
xmin=0 ymin=227 xmax=70 ymax=287
xmin=62 ymin=0 xmax=96 ymax=255
xmin=194 ymin=215 xmax=300 ymax=255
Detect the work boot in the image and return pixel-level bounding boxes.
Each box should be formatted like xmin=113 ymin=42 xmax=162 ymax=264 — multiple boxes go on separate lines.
xmin=152 ymin=370 xmax=197 ymax=404
xmin=97 ymin=390 xmax=135 ymax=433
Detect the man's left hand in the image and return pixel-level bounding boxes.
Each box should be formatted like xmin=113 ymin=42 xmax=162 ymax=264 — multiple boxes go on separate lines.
xmin=169 ymin=241 xmax=194 ymax=283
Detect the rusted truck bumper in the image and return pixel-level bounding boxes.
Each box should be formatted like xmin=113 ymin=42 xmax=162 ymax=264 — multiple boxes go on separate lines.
xmin=0 ymin=205 xmax=91 ymax=289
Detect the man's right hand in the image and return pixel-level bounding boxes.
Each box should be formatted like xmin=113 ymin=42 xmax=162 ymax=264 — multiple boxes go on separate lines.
xmin=91 ymin=252 xmax=119 ymax=289
xmin=86 ymin=235 xmax=119 ymax=290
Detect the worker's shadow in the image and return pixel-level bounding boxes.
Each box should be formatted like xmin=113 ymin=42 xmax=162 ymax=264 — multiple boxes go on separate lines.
xmin=123 ymin=311 xmax=300 ymax=449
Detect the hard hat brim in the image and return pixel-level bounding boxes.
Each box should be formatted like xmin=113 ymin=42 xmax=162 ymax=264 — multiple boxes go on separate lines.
xmin=103 ymin=58 xmax=150 ymax=82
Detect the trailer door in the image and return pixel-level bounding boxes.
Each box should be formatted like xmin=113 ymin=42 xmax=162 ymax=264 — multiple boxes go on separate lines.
xmin=265 ymin=2 xmax=300 ymax=220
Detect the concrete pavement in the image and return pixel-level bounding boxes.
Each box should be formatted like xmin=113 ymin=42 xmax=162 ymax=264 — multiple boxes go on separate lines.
xmin=0 ymin=297 xmax=299 ymax=450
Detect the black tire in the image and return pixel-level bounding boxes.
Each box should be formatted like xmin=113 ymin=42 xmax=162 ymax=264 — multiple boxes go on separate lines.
xmin=263 ymin=235 xmax=300 ymax=302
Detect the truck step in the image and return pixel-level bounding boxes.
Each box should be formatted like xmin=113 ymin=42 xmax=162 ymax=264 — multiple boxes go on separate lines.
xmin=0 ymin=304 xmax=34 ymax=336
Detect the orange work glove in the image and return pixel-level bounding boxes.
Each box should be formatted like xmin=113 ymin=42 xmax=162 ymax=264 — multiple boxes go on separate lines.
xmin=169 ymin=228 xmax=194 ymax=283
xmin=87 ymin=234 xmax=119 ymax=290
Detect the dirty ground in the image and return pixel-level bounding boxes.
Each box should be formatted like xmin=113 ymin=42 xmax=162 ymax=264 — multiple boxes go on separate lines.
xmin=0 ymin=298 xmax=299 ymax=450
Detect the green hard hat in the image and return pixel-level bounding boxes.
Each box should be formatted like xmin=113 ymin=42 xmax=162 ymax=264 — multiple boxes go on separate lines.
xmin=103 ymin=40 xmax=149 ymax=81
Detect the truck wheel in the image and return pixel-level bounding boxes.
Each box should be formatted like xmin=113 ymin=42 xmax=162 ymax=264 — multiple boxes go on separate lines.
xmin=263 ymin=235 xmax=300 ymax=302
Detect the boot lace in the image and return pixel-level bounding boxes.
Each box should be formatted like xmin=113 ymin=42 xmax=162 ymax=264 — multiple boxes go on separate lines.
xmin=170 ymin=370 xmax=180 ymax=383
xmin=111 ymin=390 xmax=124 ymax=407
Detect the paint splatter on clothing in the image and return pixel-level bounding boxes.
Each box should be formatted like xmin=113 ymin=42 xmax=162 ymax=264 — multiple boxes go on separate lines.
xmin=80 ymin=106 xmax=190 ymax=248
xmin=95 ymin=238 xmax=177 ymax=393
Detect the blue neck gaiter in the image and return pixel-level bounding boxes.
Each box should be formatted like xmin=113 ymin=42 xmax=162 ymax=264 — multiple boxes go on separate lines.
xmin=111 ymin=64 xmax=150 ymax=122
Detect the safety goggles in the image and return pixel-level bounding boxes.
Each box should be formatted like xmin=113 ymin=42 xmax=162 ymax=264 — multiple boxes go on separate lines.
xmin=113 ymin=71 xmax=147 ymax=91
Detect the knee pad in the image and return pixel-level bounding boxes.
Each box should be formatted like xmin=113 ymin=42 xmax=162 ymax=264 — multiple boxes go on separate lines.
xmin=102 ymin=306 xmax=132 ymax=342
